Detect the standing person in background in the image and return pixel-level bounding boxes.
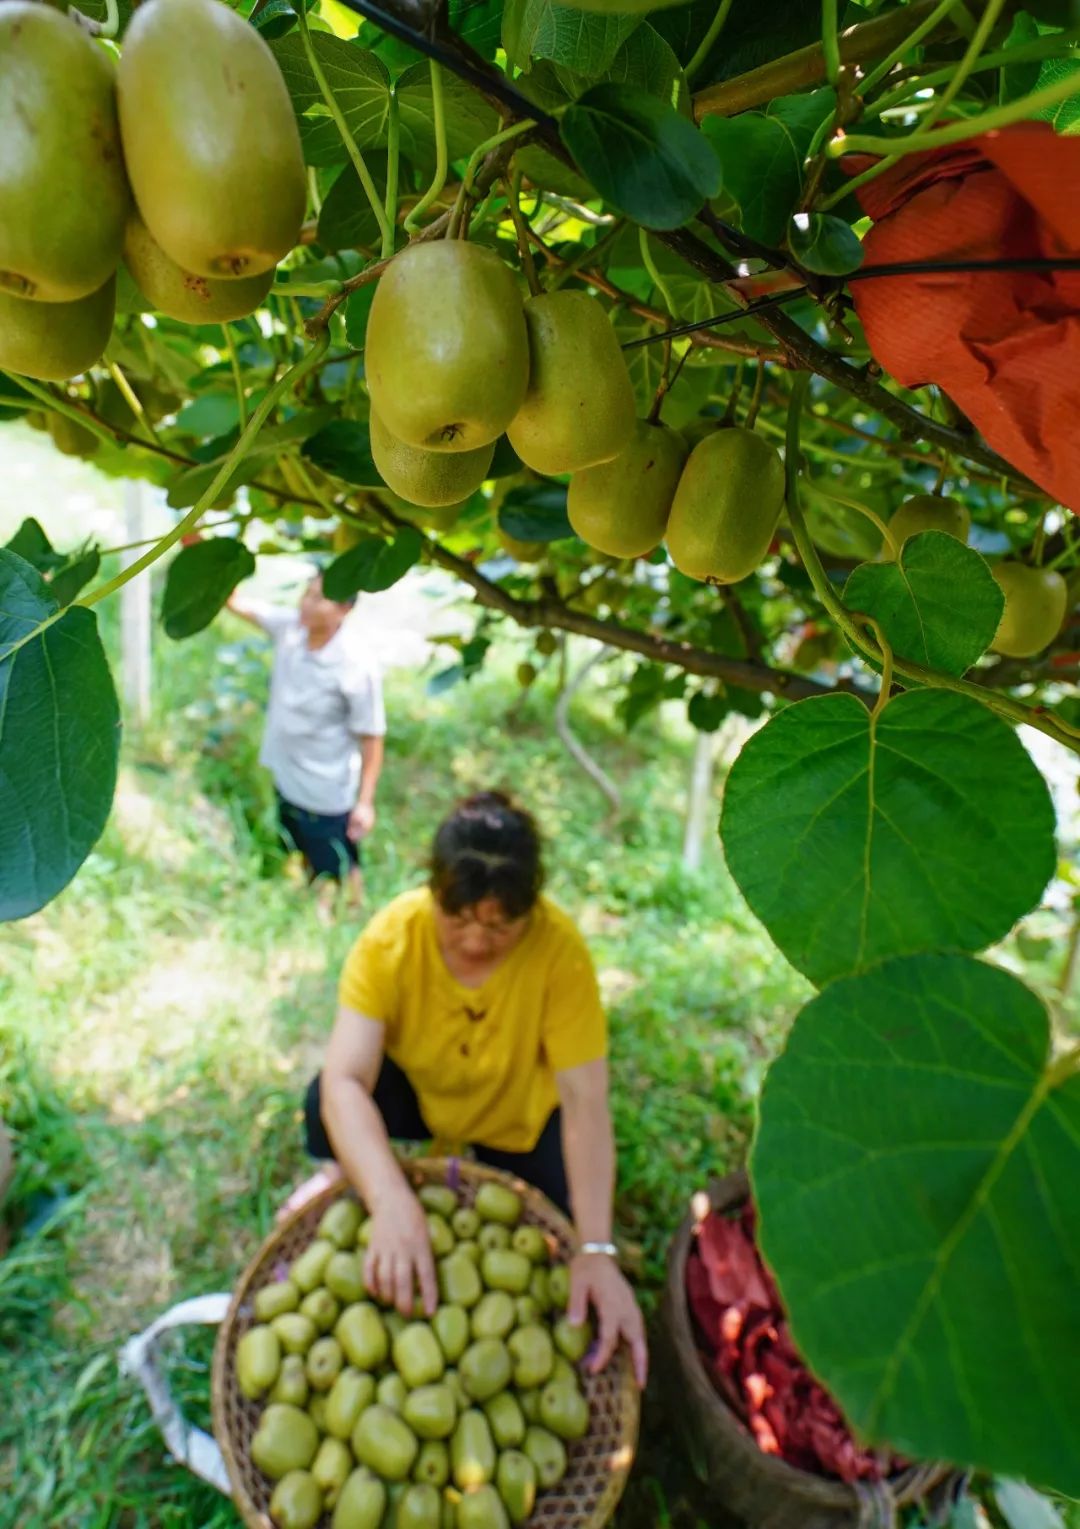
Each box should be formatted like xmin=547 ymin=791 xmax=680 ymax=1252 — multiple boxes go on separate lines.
xmin=228 ymin=571 xmax=385 ymax=911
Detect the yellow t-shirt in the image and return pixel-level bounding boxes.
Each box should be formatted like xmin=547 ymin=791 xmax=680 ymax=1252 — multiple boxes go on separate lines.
xmin=338 ymin=887 xmax=607 ymax=1153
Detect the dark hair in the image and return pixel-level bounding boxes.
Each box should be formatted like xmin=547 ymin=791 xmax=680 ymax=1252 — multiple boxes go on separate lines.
xmin=430 ymin=792 xmax=544 ymax=920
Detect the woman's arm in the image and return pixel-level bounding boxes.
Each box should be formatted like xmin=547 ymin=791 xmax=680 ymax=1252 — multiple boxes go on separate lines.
xmin=322 ymin=1005 xmax=437 ymax=1314
xmin=557 ymin=1058 xmax=648 ymax=1386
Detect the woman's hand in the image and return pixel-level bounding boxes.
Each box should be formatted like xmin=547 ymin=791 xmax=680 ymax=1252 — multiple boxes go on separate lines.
xmin=569 ymin=1251 xmax=648 ymax=1388
xmin=363 ymin=1183 xmax=438 ymax=1316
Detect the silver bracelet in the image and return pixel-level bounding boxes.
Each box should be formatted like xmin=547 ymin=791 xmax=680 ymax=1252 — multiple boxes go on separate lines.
xmin=578 ymin=1241 xmax=618 ymax=1258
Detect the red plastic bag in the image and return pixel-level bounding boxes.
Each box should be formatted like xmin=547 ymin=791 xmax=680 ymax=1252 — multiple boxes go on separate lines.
xmin=848 ymin=122 xmax=1080 ymax=512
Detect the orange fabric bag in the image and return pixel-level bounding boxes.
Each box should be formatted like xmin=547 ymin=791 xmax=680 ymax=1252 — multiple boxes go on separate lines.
xmin=848 ymin=122 xmax=1080 ymax=511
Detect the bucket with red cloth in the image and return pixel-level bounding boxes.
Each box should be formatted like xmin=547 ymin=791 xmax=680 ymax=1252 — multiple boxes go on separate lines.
xmin=656 ymin=1169 xmax=956 ymax=1529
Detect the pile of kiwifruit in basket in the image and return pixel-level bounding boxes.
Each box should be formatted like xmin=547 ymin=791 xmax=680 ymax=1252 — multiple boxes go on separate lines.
xmin=235 ymin=1181 xmax=595 ymax=1528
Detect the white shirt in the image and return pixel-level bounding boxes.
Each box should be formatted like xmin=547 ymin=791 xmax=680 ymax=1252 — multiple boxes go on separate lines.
xmin=252 ymin=605 xmax=386 ymax=816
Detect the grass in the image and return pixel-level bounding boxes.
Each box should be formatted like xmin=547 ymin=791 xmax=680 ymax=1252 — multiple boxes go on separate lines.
xmin=1 ymin=599 xmax=1075 ymax=1529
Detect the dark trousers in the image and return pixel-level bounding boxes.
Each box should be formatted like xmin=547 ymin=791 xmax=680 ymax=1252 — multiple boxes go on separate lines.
xmin=304 ymin=1061 xmax=571 ymax=1216
xmin=278 ymin=793 xmax=359 ymax=882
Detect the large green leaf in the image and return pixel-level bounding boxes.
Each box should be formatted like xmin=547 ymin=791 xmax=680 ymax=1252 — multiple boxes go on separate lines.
xmin=303 ymin=420 xmax=381 ymax=487
xmin=789 ymin=211 xmax=864 ymax=275
xmin=719 ymin=688 xmax=1056 ymax=985
xmin=323 ymin=528 xmax=424 ymax=598
xmin=4 ymin=517 xmax=61 ymax=573
xmin=451 ymin=0 xmax=503 ymax=61
xmin=651 ymin=0 xmax=818 ymax=82
xmin=700 ymin=90 xmax=832 ymax=247
xmin=0 ymin=551 xmax=119 ymax=922
xmin=166 ymin=459 xmax=257 ymax=510
xmin=318 ymin=155 xmax=390 ymax=252
xmin=1032 ymin=54 xmax=1080 ymax=132
xmin=161 ymin=539 xmax=256 ymax=639
xmin=561 ymin=83 xmax=721 ymax=230
xmin=271 ymin=36 xmax=393 ymax=166
xmin=549 ymin=23 xmax=687 ymax=108
xmin=396 ymin=62 xmax=498 ymax=173
xmin=752 ymin=953 xmax=1080 ymax=1495
xmin=843 ymin=532 xmax=1004 ymax=676
xmin=503 ymin=0 xmax=639 ymax=73
xmin=498 ymin=482 xmax=573 ymax=542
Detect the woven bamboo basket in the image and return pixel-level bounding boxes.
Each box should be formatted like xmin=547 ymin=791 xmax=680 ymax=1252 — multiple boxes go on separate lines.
xmin=213 ymin=1157 xmax=640 ymax=1529
xmin=656 ymin=1169 xmax=955 ymax=1529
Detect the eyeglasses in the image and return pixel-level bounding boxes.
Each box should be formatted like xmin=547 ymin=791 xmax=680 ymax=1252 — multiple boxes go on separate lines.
xmin=444 ymin=911 xmax=523 ymax=938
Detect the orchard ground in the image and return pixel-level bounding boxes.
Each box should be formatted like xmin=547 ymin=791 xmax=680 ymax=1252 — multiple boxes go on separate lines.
xmin=1 ymin=432 xmax=1078 ymax=1529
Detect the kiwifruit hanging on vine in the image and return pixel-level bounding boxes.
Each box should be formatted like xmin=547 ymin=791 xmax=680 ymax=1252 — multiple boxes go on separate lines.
xmin=0 ymin=3 xmax=129 ymax=303
xmin=991 ymin=563 xmax=1068 ymax=657
xmin=365 ymin=242 xmax=530 ymax=453
xmin=568 ymin=419 xmax=685 ymax=557
xmin=117 ymin=0 xmax=306 ymax=279
xmin=666 ymin=427 xmax=785 ymax=583
xmin=123 ymin=211 xmax=274 ymax=324
xmin=880 ymin=493 xmax=970 ymax=558
xmin=46 ymin=410 xmax=101 ymax=458
xmin=0 ymin=277 xmax=115 ymax=381
xmin=497 ymin=529 xmax=545 ymax=563
xmin=370 ymin=408 xmax=494 ymax=509
xmin=507 ymin=292 xmax=635 ymax=475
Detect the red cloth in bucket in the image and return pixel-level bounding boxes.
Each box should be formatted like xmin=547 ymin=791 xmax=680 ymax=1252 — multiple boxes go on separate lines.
xmin=686 ymin=1203 xmax=899 ymax=1483
xmin=847 ymin=122 xmax=1080 ymax=511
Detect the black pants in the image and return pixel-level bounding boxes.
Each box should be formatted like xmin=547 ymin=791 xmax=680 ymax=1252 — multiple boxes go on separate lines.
xmin=304 ymin=1061 xmax=571 ymax=1216
xmin=278 ymin=793 xmax=359 ymax=882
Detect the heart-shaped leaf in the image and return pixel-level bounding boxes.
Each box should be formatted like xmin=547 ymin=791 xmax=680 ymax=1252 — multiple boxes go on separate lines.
xmin=503 ymin=0 xmax=639 ymax=73
xmin=720 ymin=688 xmax=1056 ymax=985
xmin=561 ymin=82 xmax=721 ymax=230
xmin=0 ymin=551 xmax=119 ymax=922
xmin=161 ymin=539 xmax=256 ymax=639
xmin=702 ymin=95 xmax=834 ymax=247
xmin=271 ymin=36 xmax=393 ymax=166
xmin=396 ymin=61 xmax=498 ymax=174
xmin=752 ymin=952 xmax=1080 ymax=1495
xmin=843 ymin=532 xmax=1004 ymax=676
xmin=323 ymin=527 xmax=424 ymax=599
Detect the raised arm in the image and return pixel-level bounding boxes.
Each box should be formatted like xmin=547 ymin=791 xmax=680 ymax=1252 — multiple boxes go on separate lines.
xmin=225 ymin=590 xmax=266 ymax=629
xmin=322 ymin=1005 xmax=437 ymax=1314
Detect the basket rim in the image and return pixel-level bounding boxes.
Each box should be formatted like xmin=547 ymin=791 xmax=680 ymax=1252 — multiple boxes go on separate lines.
xmin=664 ymin=1167 xmax=951 ymax=1508
xmin=213 ymin=1156 xmax=640 ymax=1529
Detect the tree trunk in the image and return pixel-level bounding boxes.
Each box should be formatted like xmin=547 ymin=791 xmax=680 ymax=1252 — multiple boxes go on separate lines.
xmin=683 ymin=729 xmax=720 ymax=872
xmin=554 ymin=644 xmax=622 ymax=820
xmin=121 ymin=479 xmax=152 ymax=723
